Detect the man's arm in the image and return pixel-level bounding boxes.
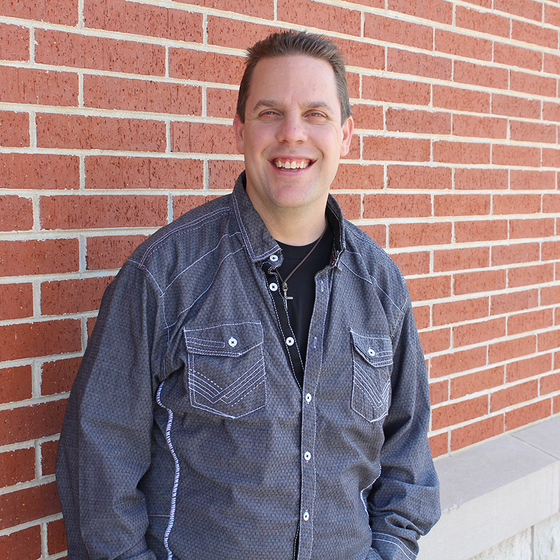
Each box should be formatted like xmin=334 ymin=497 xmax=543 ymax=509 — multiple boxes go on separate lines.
xmin=367 ymin=301 xmax=441 ymax=560
xmin=56 ymin=262 xmax=159 ymax=559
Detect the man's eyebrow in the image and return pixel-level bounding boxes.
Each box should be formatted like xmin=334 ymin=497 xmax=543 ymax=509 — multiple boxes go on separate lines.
xmin=252 ymin=99 xmax=337 ymax=114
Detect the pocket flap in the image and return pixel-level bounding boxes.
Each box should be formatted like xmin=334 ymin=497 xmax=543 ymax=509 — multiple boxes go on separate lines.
xmin=350 ymin=331 xmax=393 ymax=367
xmin=184 ymin=322 xmax=263 ymax=358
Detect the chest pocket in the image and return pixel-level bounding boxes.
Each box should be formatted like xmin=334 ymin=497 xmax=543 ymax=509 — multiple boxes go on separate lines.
xmin=350 ymin=331 xmax=393 ymax=423
xmin=184 ymin=322 xmax=265 ymax=419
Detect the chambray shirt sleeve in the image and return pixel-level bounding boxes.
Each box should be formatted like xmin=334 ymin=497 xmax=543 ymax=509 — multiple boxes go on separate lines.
xmin=56 ymin=262 xmax=159 ymax=560
xmin=367 ymin=298 xmax=441 ymax=560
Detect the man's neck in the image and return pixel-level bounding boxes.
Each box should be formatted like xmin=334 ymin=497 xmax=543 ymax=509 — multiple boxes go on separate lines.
xmin=265 ymin=211 xmax=328 ymax=246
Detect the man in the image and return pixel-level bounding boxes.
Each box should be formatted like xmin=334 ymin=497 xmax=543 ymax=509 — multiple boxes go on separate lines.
xmin=57 ymin=31 xmax=440 ymax=560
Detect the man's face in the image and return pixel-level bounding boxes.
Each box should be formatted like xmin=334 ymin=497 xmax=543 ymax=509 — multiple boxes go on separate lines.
xmin=233 ymin=55 xmax=353 ymax=225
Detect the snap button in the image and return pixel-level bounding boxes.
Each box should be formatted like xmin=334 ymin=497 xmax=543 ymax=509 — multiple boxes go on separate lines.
xmin=228 ymin=337 xmax=238 ymax=347
xmin=270 ymin=254 xmax=279 ymax=262
xmin=286 ymin=337 xmax=295 ymax=347
xmin=305 ymin=393 xmax=312 ymax=403
xmin=304 ymin=451 xmax=311 ymax=461
xmin=269 ymin=282 xmax=278 ymax=292
xmin=368 ymin=348 xmax=376 ymax=357
xmin=303 ymin=511 xmax=310 ymax=521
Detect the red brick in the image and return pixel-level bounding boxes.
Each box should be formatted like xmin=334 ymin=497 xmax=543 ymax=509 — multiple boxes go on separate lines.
xmin=41 ymin=357 xmax=82 ymax=396
xmin=419 ymin=327 xmax=451 ymax=355
xmin=388 ymin=0 xmax=453 ymax=24
xmin=433 ymin=85 xmax=490 ymax=113
xmin=0 ymin=23 xmax=29 ymax=61
xmin=386 ymin=109 xmax=450 ymax=135
xmin=451 ymin=366 xmax=504 ymax=399
xmin=363 ymin=137 xmax=431 ymax=163
xmin=85 ymin=235 xmax=146 ymax=271
xmin=41 ymin=277 xmax=112 ymax=316
xmin=171 ymin=122 xmax=236 ymax=155
xmin=351 ymin=104 xmax=383 ymax=131
xmin=453 ymin=114 xmax=507 ymax=139
xmin=493 ymin=194 xmax=541 ymax=215
xmin=174 ymin=0 xmax=274 ymax=18
xmin=0 ymin=239 xmax=79 ymax=277
xmin=0 ymin=320 xmax=81 ymax=362
xmin=0 ymin=482 xmax=60 ymax=530
xmin=40 ymin=195 xmax=167 ymax=230
xmin=0 ymin=448 xmax=35 ymax=488
xmin=491 ymin=242 xmax=540 ymax=266
xmin=169 ymin=48 xmax=244 ymax=86
xmin=84 ymin=75 xmax=202 ymax=116
xmin=208 ymin=160 xmax=245 ymax=190
xmin=0 ymin=111 xmax=29 ymax=147
xmin=511 ymin=71 xmax=558 ymax=98
xmin=492 ymin=93 xmax=541 ymax=119
xmin=433 ymin=297 xmax=489 ymax=327
xmin=207 ymin=17 xmax=276 ymax=50
xmin=0 ymin=525 xmax=42 ymax=560
xmin=545 ymin=3 xmax=560 ymax=27
xmin=455 ymin=317 xmax=506 ymax=347
xmin=492 ymin=144 xmax=541 ymax=167
xmin=455 ymin=168 xmax=508 ymax=190
xmin=0 ymin=154 xmax=79 ymax=190
xmin=1 ymin=0 xmax=77 ymax=25
xmin=430 ymin=379 xmax=449 ymax=406
xmin=494 ymin=0 xmax=543 ymax=21
xmin=0 ymin=366 xmax=32 ymax=404
xmin=544 ymin=194 xmax=560 ymax=215
xmin=35 ymin=29 xmax=165 ymax=75
xmin=277 ymin=0 xmax=361 ymax=36
xmin=456 ymin=220 xmax=508 ymax=243
xmin=431 ymin=346 xmax=488 ymax=379
xmin=544 ymin=52 xmax=560 ymax=76
xmin=435 ymin=29 xmax=493 ymax=60
xmin=387 ymin=48 xmax=452 ymax=81
xmin=512 ymin=19 xmax=558 ymax=49
xmin=389 ymin=222 xmax=452 ymax=249
xmin=333 ymin=38 xmax=385 ymax=72
xmin=491 ymin=289 xmax=539 ymax=315
xmin=207 ymin=87 xmax=238 ymax=119
xmin=331 ymin=194 xmax=361 ymax=220
xmin=364 ymin=13 xmax=433 ymax=49
xmin=509 ymin=264 xmax=554 ymax=288
xmin=0 ymin=195 xmax=32 ymax=232
xmin=332 ymin=163 xmax=384 ymax=190
xmin=505 ymin=399 xmax=551 ymax=431
xmin=434 ymin=141 xmax=491 ymax=165
xmin=453 ymin=60 xmax=509 ymax=90
xmin=413 ymin=305 xmax=431 ymax=330
xmin=0 ymin=284 xmax=33 ymax=321
xmin=84 ymin=0 xmax=203 ymax=43
xmin=48 ymin=518 xmax=67 ymax=555
xmin=41 ymin=440 xmax=58 ymax=477
xmin=543 ymin=148 xmax=560 ymax=168
xmin=511 ymin=170 xmax=556 ymax=190
xmin=364 ymin=193 xmax=431 ymax=219
xmin=362 ymin=76 xmax=431 ymax=105
xmin=489 ymin=335 xmax=536 ymax=364
xmin=539 ymin=331 xmax=560 ymax=354
xmin=542 ymin=240 xmax=560 ymax=261
xmin=0 ymin=66 xmax=78 ymax=106
xmin=494 ymin=42 xmax=543 ymax=72
xmin=508 ymin=309 xmax=553 ymax=336
xmin=407 ymin=275 xmax=452 ymax=302
xmin=455 ymin=6 xmax=510 ymax=37
xmin=429 ymin=432 xmax=448 ymax=458
xmin=388 ymin=165 xmax=451 ymax=190
xmin=510 ymin=218 xmax=555 ymax=239
xmin=172 ymin=195 xmax=221 ymax=219
xmin=359 ymin=225 xmax=386 ymax=248
xmin=85 ymin=157 xmax=204 ymax=191
xmin=434 ymin=194 xmax=490 ymax=217
xmin=432 ymin=395 xmax=488 ymax=430
xmin=508 ymin=353 xmax=552 ymax=383
xmin=542 ymin=285 xmax=560 ymax=306
xmin=511 ymin=120 xmax=556 ymax=144
xmin=454 ymin=269 xmax=507 ymax=295
xmin=390 ymin=251 xmax=430 ymax=276
xmin=37 ymin=114 xmax=166 ymax=152
xmin=541 ymin=372 xmax=560 ymax=396
xmin=451 ymin=415 xmax=504 ymax=452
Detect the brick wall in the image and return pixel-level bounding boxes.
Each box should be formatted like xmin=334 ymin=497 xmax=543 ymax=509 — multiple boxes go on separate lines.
xmin=1 ymin=0 xmax=559 ymax=557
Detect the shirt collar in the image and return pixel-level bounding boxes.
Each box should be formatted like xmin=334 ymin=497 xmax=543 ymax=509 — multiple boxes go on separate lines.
xmin=230 ymin=171 xmax=346 ymax=266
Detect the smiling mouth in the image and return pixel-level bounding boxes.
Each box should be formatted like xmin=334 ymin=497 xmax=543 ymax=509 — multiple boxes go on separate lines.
xmin=273 ymin=158 xmax=313 ymax=170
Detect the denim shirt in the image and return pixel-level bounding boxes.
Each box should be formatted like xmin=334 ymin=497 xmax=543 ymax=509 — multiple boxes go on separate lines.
xmin=56 ymin=173 xmax=440 ymax=560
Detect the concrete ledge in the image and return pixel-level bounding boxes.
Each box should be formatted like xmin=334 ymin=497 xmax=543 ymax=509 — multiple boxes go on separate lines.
xmin=418 ymin=415 xmax=560 ymax=560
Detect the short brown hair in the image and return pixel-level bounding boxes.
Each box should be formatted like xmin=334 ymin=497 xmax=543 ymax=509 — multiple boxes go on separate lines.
xmin=236 ymin=31 xmax=352 ymax=124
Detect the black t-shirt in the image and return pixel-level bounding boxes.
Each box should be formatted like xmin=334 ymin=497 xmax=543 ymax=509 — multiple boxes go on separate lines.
xmin=276 ymin=226 xmax=334 ymax=369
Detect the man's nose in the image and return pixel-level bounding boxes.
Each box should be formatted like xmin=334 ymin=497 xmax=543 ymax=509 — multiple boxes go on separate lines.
xmin=276 ymin=114 xmax=307 ymax=144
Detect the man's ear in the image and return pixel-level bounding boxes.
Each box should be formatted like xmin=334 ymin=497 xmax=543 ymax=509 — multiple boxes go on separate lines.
xmin=340 ymin=115 xmax=354 ymax=157
xmin=233 ymin=114 xmax=245 ymax=154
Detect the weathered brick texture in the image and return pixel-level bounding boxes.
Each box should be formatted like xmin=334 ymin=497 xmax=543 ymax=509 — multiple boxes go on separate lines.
xmin=1 ymin=0 xmax=559 ymax=554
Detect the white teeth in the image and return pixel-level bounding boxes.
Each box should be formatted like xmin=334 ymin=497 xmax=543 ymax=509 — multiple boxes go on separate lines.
xmin=274 ymin=160 xmax=310 ymax=169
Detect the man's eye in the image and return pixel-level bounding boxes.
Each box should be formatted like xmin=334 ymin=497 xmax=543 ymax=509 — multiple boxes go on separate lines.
xmin=307 ymin=112 xmax=327 ymax=119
